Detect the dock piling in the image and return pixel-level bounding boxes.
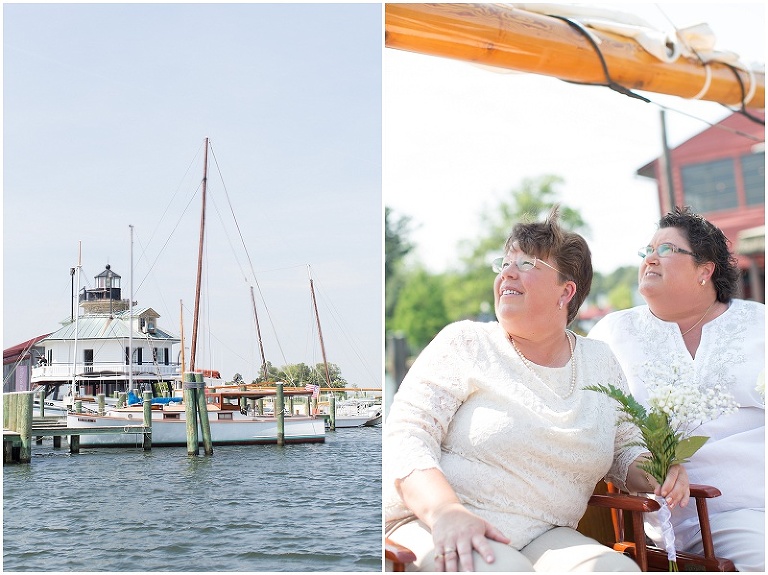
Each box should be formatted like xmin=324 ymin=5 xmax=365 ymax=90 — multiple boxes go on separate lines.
xmin=183 ymin=373 xmax=199 ymax=455
xmin=142 ymin=391 xmax=152 ymax=451
xmin=3 ymin=392 xmax=34 ymax=463
xmin=195 ymin=373 xmax=213 ymax=455
xmin=276 ymin=383 xmax=285 ymax=446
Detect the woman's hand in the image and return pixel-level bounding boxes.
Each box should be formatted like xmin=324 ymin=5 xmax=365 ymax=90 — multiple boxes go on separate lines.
xmin=630 ymin=457 xmax=690 ymax=510
xmin=429 ymin=502 xmax=510 ymax=572
xmin=659 ymin=464 xmax=690 ymax=510
xmin=398 ymin=468 xmax=511 ymax=571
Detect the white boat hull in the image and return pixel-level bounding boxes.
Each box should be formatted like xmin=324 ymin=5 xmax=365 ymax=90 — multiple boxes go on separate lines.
xmin=330 ymin=414 xmax=383 ymax=428
xmin=66 ymin=409 xmax=325 ymax=447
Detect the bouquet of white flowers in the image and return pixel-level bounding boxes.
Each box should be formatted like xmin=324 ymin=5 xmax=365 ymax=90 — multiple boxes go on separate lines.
xmin=586 ymin=358 xmax=737 ymax=571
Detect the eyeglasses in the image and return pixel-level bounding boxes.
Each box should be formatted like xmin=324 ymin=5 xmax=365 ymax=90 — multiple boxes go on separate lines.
xmin=638 ymin=243 xmax=696 ymax=260
xmin=492 ymin=255 xmax=563 ymax=275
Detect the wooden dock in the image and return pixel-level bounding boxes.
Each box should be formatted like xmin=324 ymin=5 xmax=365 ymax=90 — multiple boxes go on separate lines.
xmin=3 ymin=391 xmax=153 ymax=464
xmin=4 ymin=417 xmax=150 ymax=463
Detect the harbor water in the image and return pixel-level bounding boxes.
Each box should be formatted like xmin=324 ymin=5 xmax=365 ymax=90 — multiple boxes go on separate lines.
xmin=3 ymin=427 xmax=382 ymax=572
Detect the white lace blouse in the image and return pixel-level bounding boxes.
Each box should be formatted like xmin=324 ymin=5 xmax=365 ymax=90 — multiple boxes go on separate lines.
xmin=383 ymin=320 xmax=647 ymax=549
xmin=589 ymin=299 xmax=765 ymax=549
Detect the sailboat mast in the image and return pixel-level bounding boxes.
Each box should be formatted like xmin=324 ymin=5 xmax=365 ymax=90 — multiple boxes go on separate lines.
xmin=308 ymin=268 xmax=332 ymax=388
xmin=129 ymin=224 xmax=134 ymax=392
xmin=70 ymin=242 xmax=82 ymax=406
xmin=179 ymin=299 xmax=186 ymax=376
xmin=190 ymin=137 xmax=209 ymax=373
xmin=250 ymin=286 xmax=268 ymax=381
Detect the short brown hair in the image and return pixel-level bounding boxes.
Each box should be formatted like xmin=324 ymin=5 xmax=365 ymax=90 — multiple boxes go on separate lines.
xmin=504 ymin=204 xmax=592 ymax=325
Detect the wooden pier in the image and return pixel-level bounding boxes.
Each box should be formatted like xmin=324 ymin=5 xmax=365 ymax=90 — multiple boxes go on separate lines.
xmin=3 ymin=391 xmax=152 ymax=464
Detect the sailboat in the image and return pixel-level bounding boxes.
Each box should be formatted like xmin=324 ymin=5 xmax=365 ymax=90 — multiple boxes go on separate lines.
xmin=65 ymin=138 xmax=326 ymax=446
xmin=307 ymin=268 xmax=382 ymax=428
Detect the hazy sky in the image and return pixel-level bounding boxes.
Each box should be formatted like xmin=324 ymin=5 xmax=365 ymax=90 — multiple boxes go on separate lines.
xmin=384 ymin=3 xmax=765 ymax=275
xmin=3 ymin=3 xmax=382 ymax=387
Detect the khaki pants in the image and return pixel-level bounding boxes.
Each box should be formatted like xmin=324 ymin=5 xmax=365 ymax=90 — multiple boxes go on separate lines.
xmin=388 ymin=519 xmax=640 ymax=572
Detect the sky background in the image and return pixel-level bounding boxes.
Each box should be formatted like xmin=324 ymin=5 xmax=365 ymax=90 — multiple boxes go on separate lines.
xmin=3 ymin=3 xmax=382 ymax=388
xmin=384 ymin=3 xmax=765 ymax=275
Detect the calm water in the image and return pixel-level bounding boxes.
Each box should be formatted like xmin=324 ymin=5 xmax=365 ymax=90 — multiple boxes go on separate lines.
xmin=3 ymin=427 xmax=382 ymax=572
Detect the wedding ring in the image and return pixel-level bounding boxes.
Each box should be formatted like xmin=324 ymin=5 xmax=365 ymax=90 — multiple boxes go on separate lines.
xmin=444 ymin=548 xmax=456 ymax=554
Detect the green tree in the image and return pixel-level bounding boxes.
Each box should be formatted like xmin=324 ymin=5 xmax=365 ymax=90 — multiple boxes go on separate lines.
xmin=608 ymin=283 xmax=634 ymax=310
xmin=447 ymin=175 xmax=588 ymax=323
xmin=385 ymin=207 xmax=416 ymax=330
xmin=458 ymin=175 xmax=588 ymax=269
xmin=589 ymin=267 xmax=638 ymax=307
xmin=391 ymin=267 xmax=450 ymax=351
xmin=313 ymin=362 xmax=348 ymax=388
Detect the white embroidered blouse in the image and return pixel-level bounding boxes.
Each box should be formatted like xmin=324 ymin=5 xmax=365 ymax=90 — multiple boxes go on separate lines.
xmin=383 ymin=320 xmax=647 ymax=549
xmin=589 ymin=299 xmax=765 ymax=549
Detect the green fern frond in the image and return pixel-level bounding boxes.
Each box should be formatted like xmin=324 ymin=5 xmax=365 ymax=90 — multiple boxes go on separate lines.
xmin=584 ymin=383 xmax=648 ymax=423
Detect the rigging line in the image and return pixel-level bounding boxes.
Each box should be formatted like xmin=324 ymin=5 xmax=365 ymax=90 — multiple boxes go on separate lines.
xmin=245 ymin=282 xmax=290 ymax=376
xmin=653 ymin=4 xmax=760 ymax=117
xmin=208 ymin=143 xmax=263 ymax=287
xmin=549 ymin=14 xmax=651 ymax=103
xmin=654 ymin=98 xmax=765 ymax=143
xmin=131 ymin=232 xmax=173 ymax=324
xmin=135 ymin=180 xmax=203 ymax=295
xmin=206 ymin=144 xmax=299 ymax=376
xmin=136 ymin=141 xmax=206 ymax=271
xmin=180 ymin=292 xmax=253 ymax=379
xmin=645 ymin=5 xmax=763 ymax=126
xmin=206 ymin=144 xmax=292 ymax=372
xmin=310 ymin=272 xmax=379 ymax=384
xmin=206 ymin=184 xmax=249 ymax=282
xmin=2 ymin=338 xmax=45 ymax=386
xmin=722 ymin=63 xmax=765 ymax=126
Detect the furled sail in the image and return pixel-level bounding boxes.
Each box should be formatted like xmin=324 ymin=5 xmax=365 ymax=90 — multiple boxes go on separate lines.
xmin=385 ymin=3 xmax=764 ymax=109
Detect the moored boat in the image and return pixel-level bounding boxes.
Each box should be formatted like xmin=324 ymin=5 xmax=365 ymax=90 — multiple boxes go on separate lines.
xmin=322 ymin=398 xmax=382 ymax=428
xmin=66 ymin=386 xmax=325 ymax=446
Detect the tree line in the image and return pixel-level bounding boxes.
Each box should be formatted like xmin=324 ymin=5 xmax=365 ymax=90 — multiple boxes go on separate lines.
xmin=230 ymin=361 xmax=348 ymax=388
xmin=386 ymin=175 xmax=640 ymax=354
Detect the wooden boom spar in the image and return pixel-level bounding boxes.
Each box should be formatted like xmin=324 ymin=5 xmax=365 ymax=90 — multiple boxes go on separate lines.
xmin=385 ymin=3 xmax=764 ymax=109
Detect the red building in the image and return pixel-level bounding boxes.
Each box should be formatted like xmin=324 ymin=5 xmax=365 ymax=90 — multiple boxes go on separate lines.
xmin=638 ymin=109 xmax=765 ymax=302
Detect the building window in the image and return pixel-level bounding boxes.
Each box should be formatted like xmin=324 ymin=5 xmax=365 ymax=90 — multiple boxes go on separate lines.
xmin=741 ymin=151 xmax=765 ymax=206
xmin=681 ymin=158 xmax=738 ymax=212
xmin=84 ymin=349 xmax=94 ymax=373
xmin=164 ymin=348 xmax=170 ymax=365
xmin=125 ymin=347 xmax=130 ymax=365
xmin=153 ymin=348 xmax=158 ymax=363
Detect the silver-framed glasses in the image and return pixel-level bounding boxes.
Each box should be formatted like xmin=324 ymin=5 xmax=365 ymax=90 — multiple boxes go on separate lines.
xmin=638 ymin=243 xmax=696 ymax=259
xmin=492 ymin=255 xmax=563 ymax=275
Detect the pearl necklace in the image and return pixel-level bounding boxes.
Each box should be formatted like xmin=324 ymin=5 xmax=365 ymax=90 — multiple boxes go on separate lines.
xmin=509 ymin=331 xmax=577 ymax=399
xmin=680 ymin=300 xmax=716 ymax=337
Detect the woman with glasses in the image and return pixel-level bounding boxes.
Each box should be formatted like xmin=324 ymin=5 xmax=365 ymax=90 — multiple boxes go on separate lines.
xmin=384 ymin=206 xmax=689 ymax=572
xmin=589 ymin=206 xmax=764 ymax=572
